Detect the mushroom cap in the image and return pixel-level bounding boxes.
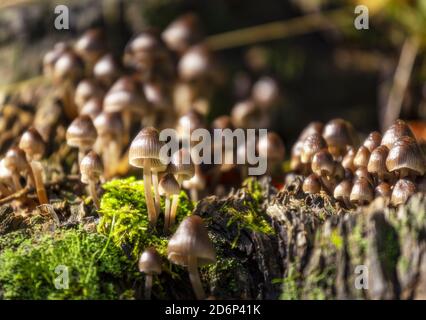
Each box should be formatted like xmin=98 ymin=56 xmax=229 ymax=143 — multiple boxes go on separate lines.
xmin=94 ymin=112 xmax=123 ymax=140
xmin=159 ymin=173 xmax=181 ymax=196
xmin=381 ymin=119 xmax=415 ymax=149
xmin=302 ymin=174 xmax=321 ymax=194
xmin=341 ymin=146 xmax=356 ymax=172
xmin=367 ymin=145 xmax=389 ymax=176
xmin=129 ymin=127 xmax=163 ymax=168
xmin=4 ymin=147 xmax=28 ymax=173
xmin=298 ymin=121 xmax=324 ymax=141
xmin=80 ymin=151 xmax=103 ymax=183
xmin=350 ymin=178 xmax=374 ymax=205
xmin=43 ymin=42 xmax=70 ymax=77
xmin=80 ymin=97 xmax=103 ymax=120
xmin=251 ymin=76 xmax=280 ymax=110
xmin=354 ymin=167 xmax=374 ymax=186
xmin=176 ymin=110 xmax=207 ymax=139
xmin=386 ymin=136 xmax=425 ymax=176
xmin=323 ymin=118 xmax=357 ymax=157
xmin=334 ymin=179 xmax=352 ymax=201
xmin=375 ymin=182 xmax=391 ymax=199
xmin=301 ymin=133 xmax=327 ymax=164
xmin=138 ymin=247 xmax=162 ymax=275
xmin=74 ymin=79 xmax=104 ymax=110
xmin=53 ymin=51 xmax=84 ymax=84
xmin=168 ymin=148 xmax=195 ymax=180
xmin=353 ymin=146 xmax=370 ymax=169
xmin=143 ymin=81 xmax=172 ymax=111
xmin=230 ymin=99 xmax=258 ymax=129
xmin=66 ymin=115 xmax=97 ymax=149
xmin=167 ymin=215 xmax=216 ymax=267
xmin=363 ymin=131 xmax=382 ymax=152
xmin=178 ymin=44 xmax=212 ymax=82
xmin=391 ymin=178 xmax=416 ymax=206
xmin=182 ymin=171 xmax=206 ymax=190
xmin=311 ymin=149 xmax=335 ymax=177
xmin=93 ymin=54 xmax=121 ymax=86
xmin=74 ymin=29 xmax=106 ymax=64
xmin=124 ymin=31 xmax=166 ymax=68
xmin=257 ymin=132 xmax=285 ymax=163
xmin=162 ymin=13 xmax=203 ymax=54
xmin=19 ymin=127 xmax=45 ymax=160
xmin=0 ymin=159 xmax=13 ymax=180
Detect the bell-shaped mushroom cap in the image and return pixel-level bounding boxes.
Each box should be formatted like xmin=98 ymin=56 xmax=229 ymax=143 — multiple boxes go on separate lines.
xmin=353 ymin=146 xmax=370 ymax=169
xmin=367 ymin=145 xmax=389 ymax=176
xmin=375 ymin=182 xmax=391 ymax=198
xmin=162 ymin=13 xmax=203 ymax=54
xmin=4 ymin=147 xmax=28 ymax=173
xmin=381 ymin=119 xmax=415 ymax=149
xmin=80 ymin=97 xmax=103 ymax=120
xmin=334 ymin=179 xmax=352 ymax=201
xmin=43 ymin=42 xmax=70 ymax=78
xmin=354 ymin=167 xmax=374 ymax=186
xmin=80 ymin=151 xmax=103 ymax=184
xmin=53 ymin=51 xmax=84 ymax=84
xmin=167 ymin=215 xmax=216 ymax=267
xmin=168 ymin=148 xmax=195 ymax=180
xmin=178 ymin=44 xmax=213 ymax=82
xmin=159 ymin=173 xmax=181 ymax=196
xmin=350 ymin=178 xmax=374 ymax=205
xmin=251 ymin=76 xmax=281 ymax=110
xmin=363 ymin=131 xmax=382 ymax=152
xmin=94 ymin=112 xmax=123 ymax=140
xmin=74 ymin=79 xmax=104 ymax=110
xmin=93 ymin=54 xmax=121 ymax=86
xmin=129 ymin=127 xmax=163 ymax=168
xmin=66 ymin=115 xmax=97 ymax=149
xmin=298 ymin=121 xmax=324 ymax=142
xmin=301 ymin=133 xmax=327 ymax=164
xmin=342 ymin=146 xmax=356 ymax=172
xmin=19 ymin=127 xmax=45 ymax=160
xmin=386 ymin=136 xmax=425 ymax=176
xmin=391 ymin=179 xmax=416 ymax=206
xmin=323 ymin=118 xmax=357 ymax=158
xmin=302 ymin=173 xmax=321 ymax=194
xmin=230 ymin=99 xmax=258 ymax=129
xmin=139 ymin=247 xmax=162 ymax=275
xmin=0 ymin=158 xmax=13 ymax=180
xmin=182 ymin=171 xmax=206 ymax=190
xmin=74 ymin=29 xmax=106 ymax=64
xmin=290 ymin=140 xmax=303 ymax=172
xmin=257 ymin=132 xmax=285 ymax=163
xmin=143 ymin=81 xmax=172 ymax=111
xmin=311 ymin=149 xmax=335 ymax=177
xmin=176 ymin=110 xmax=207 ymax=139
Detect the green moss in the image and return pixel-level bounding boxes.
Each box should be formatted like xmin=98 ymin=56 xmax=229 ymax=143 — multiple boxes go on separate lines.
xmin=0 ymin=228 xmax=134 ymax=300
xmin=330 ymin=229 xmax=343 ymax=250
xmin=279 ymin=264 xmax=302 ymax=300
xmin=201 ymin=256 xmax=242 ymax=294
xmin=98 ymin=177 xmax=193 ymax=260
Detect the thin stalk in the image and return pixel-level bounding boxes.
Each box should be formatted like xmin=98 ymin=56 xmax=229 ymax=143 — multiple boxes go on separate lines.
xmin=88 ymin=180 xmax=100 ymax=209
xmin=188 ymin=255 xmax=205 ymax=300
xmin=169 ymin=194 xmax=179 ymax=228
xmin=78 ymin=148 xmax=87 ymax=166
xmin=144 ymin=274 xmax=153 ymax=300
xmin=163 ymin=197 xmax=171 ymax=232
xmin=190 ymin=188 xmax=198 ymax=202
xmin=11 ymin=173 xmax=22 ymax=191
xmin=151 ymin=171 xmax=161 ymax=218
xmin=143 ymin=160 xmax=157 ymax=226
xmin=30 ymin=161 xmax=48 ymax=205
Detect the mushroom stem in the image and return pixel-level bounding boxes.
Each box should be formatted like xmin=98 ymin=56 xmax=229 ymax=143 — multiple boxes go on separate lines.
xmin=103 ymin=141 xmax=120 ymax=178
xmin=78 ymin=148 xmax=87 ymax=166
xmin=11 ymin=173 xmax=22 ymax=191
xmin=152 ymin=172 xmax=161 ymax=218
xmin=169 ymin=194 xmax=179 ymax=228
xmin=188 ymin=255 xmax=206 ymax=300
xmin=29 ymin=161 xmax=49 ymax=205
xmin=190 ymin=188 xmax=198 ymax=202
xmin=88 ymin=179 xmax=100 ymax=209
xmin=144 ymin=274 xmax=153 ymax=300
xmin=163 ymin=197 xmax=171 ymax=232
xmin=143 ymin=160 xmax=157 ymax=226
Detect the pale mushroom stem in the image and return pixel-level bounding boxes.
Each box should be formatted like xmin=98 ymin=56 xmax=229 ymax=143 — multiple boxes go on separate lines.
xmin=143 ymin=160 xmax=157 ymax=226
xmin=122 ymin=111 xmax=131 ymax=146
xmin=144 ymin=274 xmax=153 ymax=300
xmin=151 ymin=172 xmax=161 ymax=218
xmin=78 ymin=148 xmax=87 ymax=166
xmin=88 ymin=180 xmax=100 ymax=209
xmin=169 ymin=194 xmax=179 ymax=228
xmin=103 ymin=141 xmax=120 ymax=179
xmin=163 ymin=197 xmax=171 ymax=232
xmin=11 ymin=173 xmax=22 ymax=191
xmin=30 ymin=161 xmax=49 ymax=205
xmin=188 ymin=255 xmax=205 ymax=300
xmin=190 ymin=188 xmax=198 ymax=202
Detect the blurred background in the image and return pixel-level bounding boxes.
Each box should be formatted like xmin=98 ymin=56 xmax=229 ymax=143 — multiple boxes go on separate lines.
xmin=0 ymin=0 xmax=425 ymax=147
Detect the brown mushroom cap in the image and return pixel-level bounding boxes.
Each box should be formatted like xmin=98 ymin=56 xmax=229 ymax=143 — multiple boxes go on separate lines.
xmin=350 ymin=177 xmax=374 ymax=205
xmin=375 ymin=182 xmax=391 ymax=199
xmin=363 ymin=131 xmax=382 ymax=152
xmin=367 ymin=145 xmax=389 ymax=177
xmin=302 ymin=174 xmax=322 ymax=194
xmin=176 ymin=110 xmax=207 ymax=140
xmin=391 ymin=178 xmax=416 ymax=206
xmin=74 ymin=29 xmax=106 ymax=64
xmin=80 ymin=151 xmax=103 ymax=184
xmin=167 ymin=215 xmax=216 ymax=267
xmin=159 ymin=173 xmax=181 ymax=196
xmin=66 ymin=115 xmax=97 ymax=149
xmin=298 ymin=121 xmax=324 ymax=142
xmin=129 ymin=127 xmax=163 ymax=168
xmin=251 ymin=76 xmax=280 ymax=110
xmin=290 ymin=140 xmax=304 ymax=172
xmin=301 ymin=133 xmax=327 ymax=164
xmin=4 ymin=147 xmax=28 ymax=173
xmin=322 ymin=118 xmax=357 ymax=158
xmin=80 ymin=97 xmax=103 ymax=120
xmin=381 ymin=119 xmax=415 ymax=149
xmin=94 ymin=112 xmax=124 ymax=140
xmin=334 ymin=179 xmax=352 ymax=202
xmin=19 ymin=127 xmax=45 ymax=160
xmin=178 ymin=44 xmax=213 ymax=82
xmin=354 ymin=167 xmax=374 ymax=186
xmin=386 ymin=136 xmax=425 ymax=177
xmin=93 ymin=54 xmax=121 ymax=86
xmin=74 ymin=79 xmax=104 ymax=110
xmin=168 ymin=149 xmax=195 ymax=180
xmin=311 ymin=149 xmax=335 ymax=177
xmin=353 ymin=146 xmax=370 ymax=169
xmin=257 ymin=132 xmax=286 ymax=163
xmin=138 ymin=247 xmax=162 ymax=275
xmin=53 ymin=51 xmax=84 ymax=84
xmin=341 ymin=146 xmax=356 ymax=172
xmin=43 ymin=42 xmax=70 ymax=77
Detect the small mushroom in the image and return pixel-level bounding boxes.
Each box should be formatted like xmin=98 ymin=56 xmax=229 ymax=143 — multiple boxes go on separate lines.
xmin=74 ymin=29 xmax=106 ymax=74
xmin=298 ymin=121 xmax=324 ymax=142
xmin=80 ymin=97 xmax=103 ymax=120
xmin=311 ymin=149 xmax=336 ymax=193
xmin=3 ymin=147 xmax=31 ymax=191
xmin=354 ymin=167 xmax=374 ymax=187
xmin=66 ymin=115 xmax=98 ymax=165
xmin=0 ymin=159 xmax=13 ymax=196
xmin=159 ymin=173 xmax=181 ymax=232
xmin=323 ymin=118 xmax=357 ymax=159
xmin=367 ymin=145 xmax=392 ymax=183
xmin=391 ymin=179 xmax=416 ymax=206
xmin=290 ymin=140 xmax=305 ymax=173
xmin=19 ymin=127 xmax=48 ymax=204
xmin=375 ymin=182 xmax=392 ymax=199
xmin=301 ymin=133 xmax=327 ymax=164
xmin=79 ymin=151 xmax=103 ymax=209
xmin=341 ymin=146 xmax=356 ymax=173
xmin=53 ymin=51 xmax=84 ymax=85
xmin=138 ymin=247 xmax=162 ymax=300
xmin=363 ymin=131 xmax=382 ymax=152
xmin=74 ymin=79 xmax=104 ymax=111
xmin=334 ymin=179 xmax=353 ymax=208
xmin=167 ymin=215 xmax=216 ymax=300
xmin=353 ymin=146 xmax=370 ymax=169
xmin=381 ymin=119 xmax=415 ymax=149
xmin=302 ymin=173 xmax=322 ymax=194
xmin=350 ymin=177 xmax=373 ymax=206
xmin=251 ymin=76 xmax=281 ymax=111
xmin=93 ymin=53 xmax=122 ymax=88
xmin=43 ymin=42 xmax=70 ymax=79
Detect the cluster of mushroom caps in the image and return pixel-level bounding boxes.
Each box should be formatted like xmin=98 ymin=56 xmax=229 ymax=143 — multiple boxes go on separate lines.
xmin=291 ymin=119 xmax=426 ymax=208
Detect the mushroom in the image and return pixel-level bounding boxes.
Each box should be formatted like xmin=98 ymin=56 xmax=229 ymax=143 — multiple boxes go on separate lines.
xmin=354 ymin=167 xmax=374 ymax=187
xmin=129 ymin=127 xmax=164 ymax=226
xmin=43 ymin=42 xmax=70 ymax=79
xmin=80 ymin=97 xmax=103 ymax=120
xmin=0 ymin=159 xmax=13 ymax=196
xmin=167 ymin=215 xmax=216 ymax=300
xmin=363 ymin=131 xmax=382 ymax=152
xmin=381 ymin=119 xmax=415 ymax=149
xmin=257 ymin=131 xmax=286 ymax=178
xmin=93 ymin=53 xmax=122 ymax=88
xmin=353 ymin=146 xmax=370 ymax=169
xmin=53 ymin=51 xmax=84 ymax=85
xmin=138 ymin=247 xmax=162 ymax=300
xmin=386 ymin=136 xmax=425 ymax=179
xmin=302 ymin=173 xmax=322 ymax=194
xmin=19 ymin=127 xmax=49 ymax=204
xmin=79 ymin=151 xmax=103 ymax=209
xmin=367 ymin=145 xmax=393 ymax=183
xmin=301 ymin=133 xmax=327 ymax=165
xmin=182 ymin=166 xmax=206 ymax=202
xmin=251 ymin=76 xmax=281 ymax=111
xmin=391 ymin=179 xmax=416 ymax=206
xmin=341 ymin=146 xmax=356 ymax=173
xmin=74 ymin=29 xmax=106 ymax=74
xmin=375 ymin=182 xmax=392 ymax=199
xmin=3 ymin=147 xmax=31 ymax=191
xmin=311 ymin=149 xmax=336 ymax=193
xmin=74 ymin=79 xmax=104 ymax=111
xmin=298 ymin=121 xmax=324 ymax=142
xmin=66 ymin=115 xmax=98 ymax=165
xmin=178 ymin=44 xmax=214 ymax=83
xmin=159 ymin=173 xmax=181 ymax=232
xmin=334 ymin=179 xmax=353 ymax=208
xmin=322 ymin=118 xmax=357 ymax=160
xmin=290 ymin=140 xmax=305 ymax=173
xmin=350 ymin=177 xmax=374 ymax=206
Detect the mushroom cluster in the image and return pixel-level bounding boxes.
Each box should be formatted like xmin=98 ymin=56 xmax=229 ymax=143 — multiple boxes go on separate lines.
xmin=292 ymin=119 xmax=425 ymax=207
